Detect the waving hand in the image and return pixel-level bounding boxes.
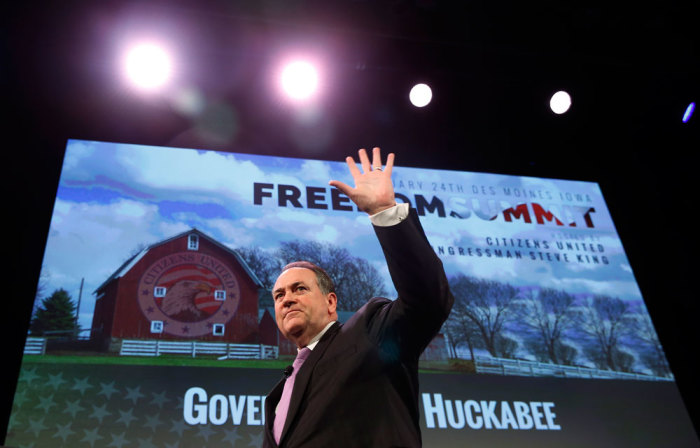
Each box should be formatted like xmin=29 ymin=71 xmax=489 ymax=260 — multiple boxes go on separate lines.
xmin=329 ymin=147 xmax=397 ymax=216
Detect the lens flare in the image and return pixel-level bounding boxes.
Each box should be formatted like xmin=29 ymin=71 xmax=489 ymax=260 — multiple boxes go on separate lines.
xmin=123 ymin=43 xmax=173 ymax=90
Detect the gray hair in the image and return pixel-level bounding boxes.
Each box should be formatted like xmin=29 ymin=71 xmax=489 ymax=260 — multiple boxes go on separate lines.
xmin=280 ymin=261 xmax=335 ymax=295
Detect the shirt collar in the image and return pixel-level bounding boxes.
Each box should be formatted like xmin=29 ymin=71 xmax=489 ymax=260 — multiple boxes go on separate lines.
xmin=301 ymin=321 xmax=336 ymax=352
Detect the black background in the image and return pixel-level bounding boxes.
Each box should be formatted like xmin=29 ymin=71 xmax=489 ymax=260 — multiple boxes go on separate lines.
xmin=4 ymin=0 xmax=698 ymax=443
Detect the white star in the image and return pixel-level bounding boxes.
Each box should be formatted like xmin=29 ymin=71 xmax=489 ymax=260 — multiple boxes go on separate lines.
xmin=143 ymin=413 xmax=163 ymax=432
xmin=81 ymin=427 xmax=104 ymax=448
xmin=197 ymin=424 xmax=216 ymax=441
xmin=150 ymin=390 xmax=170 ymax=408
xmin=90 ymin=403 xmax=112 ymax=424
xmin=72 ymin=376 xmax=94 ymax=395
xmin=169 ymin=418 xmax=189 ymax=437
xmin=107 ymin=432 xmax=130 ymax=448
xmin=63 ymin=398 xmax=86 ymax=418
xmin=115 ymin=408 xmax=138 ymax=428
xmin=12 ymin=389 xmax=30 ymax=408
xmin=124 ymin=385 xmax=145 ymax=404
xmin=53 ymin=422 xmax=76 ymax=442
xmin=27 ymin=417 xmax=47 ymax=437
xmin=34 ymin=393 xmax=57 ymax=413
xmin=98 ymin=381 xmax=120 ymax=400
xmin=46 ymin=372 xmax=67 ymax=390
xmin=19 ymin=367 xmax=41 ymax=385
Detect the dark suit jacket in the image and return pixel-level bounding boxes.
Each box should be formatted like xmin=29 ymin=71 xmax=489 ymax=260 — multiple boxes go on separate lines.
xmin=264 ymin=209 xmax=454 ymax=447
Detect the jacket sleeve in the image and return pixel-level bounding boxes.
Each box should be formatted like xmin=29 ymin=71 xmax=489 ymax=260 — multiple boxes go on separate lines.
xmin=369 ymin=207 xmax=454 ymax=360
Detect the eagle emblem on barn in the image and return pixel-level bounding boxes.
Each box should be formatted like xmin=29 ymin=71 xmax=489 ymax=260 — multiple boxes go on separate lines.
xmin=137 ymin=251 xmax=241 ymax=336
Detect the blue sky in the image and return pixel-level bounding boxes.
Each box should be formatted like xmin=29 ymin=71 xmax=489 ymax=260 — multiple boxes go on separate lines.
xmin=38 ymin=139 xmax=645 ymax=331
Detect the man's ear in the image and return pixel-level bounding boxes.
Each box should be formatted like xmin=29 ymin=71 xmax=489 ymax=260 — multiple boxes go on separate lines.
xmin=327 ymin=292 xmax=337 ymax=314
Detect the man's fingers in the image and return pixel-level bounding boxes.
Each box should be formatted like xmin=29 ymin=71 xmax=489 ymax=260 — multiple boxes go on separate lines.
xmin=384 ymin=152 xmax=395 ymax=176
xmin=328 ymin=180 xmax=353 ymax=197
xmin=371 ymin=147 xmax=386 ymax=171
xmin=358 ymin=148 xmax=371 ymax=173
xmin=345 ymin=156 xmax=361 ymax=178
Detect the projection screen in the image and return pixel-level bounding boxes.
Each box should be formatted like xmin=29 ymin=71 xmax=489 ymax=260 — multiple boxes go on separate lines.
xmin=6 ymin=139 xmax=697 ymax=447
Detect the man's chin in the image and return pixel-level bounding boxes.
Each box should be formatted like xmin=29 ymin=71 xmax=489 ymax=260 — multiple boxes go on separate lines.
xmin=283 ymin=319 xmax=305 ymax=338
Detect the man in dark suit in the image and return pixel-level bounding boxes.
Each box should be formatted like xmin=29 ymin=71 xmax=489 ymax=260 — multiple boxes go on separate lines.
xmin=264 ymin=147 xmax=454 ymax=447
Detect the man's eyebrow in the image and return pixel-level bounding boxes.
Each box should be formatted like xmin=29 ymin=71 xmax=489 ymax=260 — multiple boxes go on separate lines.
xmin=272 ymin=281 xmax=307 ymax=296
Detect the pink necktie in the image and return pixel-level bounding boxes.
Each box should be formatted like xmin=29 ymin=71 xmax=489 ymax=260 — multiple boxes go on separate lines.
xmin=273 ymin=347 xmax=311 ymax=444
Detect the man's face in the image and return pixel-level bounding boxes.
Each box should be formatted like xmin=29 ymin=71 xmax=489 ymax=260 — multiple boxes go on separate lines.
xmin=272 ymin=267 xmax=337 ymax=348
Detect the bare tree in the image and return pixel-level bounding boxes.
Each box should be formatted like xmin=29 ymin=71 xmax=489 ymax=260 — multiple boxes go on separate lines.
xmin=526 ymin=338 xmax=579 ymax=365
xmin=448 ymin=274 xmax=518 ymax=357
xmin=236 ymin=246 xmax=283 ymax=290
xmin=632 ymin=311 xmax=671 ymax=377
xmin=337 ymin=258 xmax=387 ymax=311
xmin=578 ymin=295 xmax=632 ymax=371
xmin=515 ymin=288 xmax=577 ymax=364
xmin=494 ymin=334 xmax=519 ymax=358
xmin=444 ymin=306 xmax=482 ymax=360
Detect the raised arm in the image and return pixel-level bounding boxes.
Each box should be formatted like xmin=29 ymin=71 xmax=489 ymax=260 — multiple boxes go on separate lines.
xmin=330 ymin=147 xmax=454 ymax=357
xmin=328 ymin=147 xmax=396 ymax=216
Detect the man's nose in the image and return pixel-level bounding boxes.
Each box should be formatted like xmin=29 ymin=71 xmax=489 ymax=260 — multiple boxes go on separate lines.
xmin=281 ymin=291 xmax=296 ymax=306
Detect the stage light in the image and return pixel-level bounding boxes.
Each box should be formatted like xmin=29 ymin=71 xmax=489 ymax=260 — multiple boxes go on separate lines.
xmin=280 ymin=61 xmax=319 ymax=101
xmin=409 ymin=83 xmax=432 ymax=107
xmin=123 ymin=43 xmax=173 ymax=91
xmin=682 ymin=102 xmax=695 ymax=123
xmin=550 ymin=91 xmax=572 ymax=114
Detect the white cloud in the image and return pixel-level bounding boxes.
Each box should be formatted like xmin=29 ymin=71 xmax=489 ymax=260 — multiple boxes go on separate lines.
xmin=300 ymin=159 xmax=334 ymax=185
xmin=158 ymin=221 xmax=194 ymax=239
xmin=277 ymin=208 xmax=326 ymax=224
xmin=63 ymin=140 xmax=97 ymax=172
xmin=40 ymin=198 xmax=163 ymax=305
xmin=314 ymin=225 xmax=339 ymax=243
xmin=556 ymin=277 xmax=642 ymax=299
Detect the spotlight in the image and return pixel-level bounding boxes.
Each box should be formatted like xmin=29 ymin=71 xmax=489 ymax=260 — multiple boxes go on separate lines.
xmin=682 ymin=102 xmax=695 ymax=123
xmin=280 ymin=60 xmax=319 ymax=101
xmin=550 ymin=91 xmax=572 ymax=114
xmin=123 ymin=42 xmax=173 ymax=91
xmin=409 ymin=83 xmax=432 ymax=108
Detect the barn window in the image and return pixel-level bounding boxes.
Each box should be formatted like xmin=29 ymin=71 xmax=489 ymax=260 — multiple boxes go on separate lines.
xmin=214 ymin=290 xmax=226 ymax=301
xmin=151 ymin=321 xmax=164 ymax=333
xmin=154 ymin=286 xmax=167 ymax=297
xmin=188 ymin=234 xmax=199 ymax=250
xmin=212 ymin=324 xmax=225 ymax=336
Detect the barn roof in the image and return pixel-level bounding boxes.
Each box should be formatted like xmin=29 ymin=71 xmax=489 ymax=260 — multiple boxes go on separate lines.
xmin=93 ymin=228 xmax=265 ymax=294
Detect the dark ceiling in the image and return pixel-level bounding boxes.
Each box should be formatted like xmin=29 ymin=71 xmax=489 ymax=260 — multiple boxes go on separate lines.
xmin=4 ymin=0 xmax=698 ymax=440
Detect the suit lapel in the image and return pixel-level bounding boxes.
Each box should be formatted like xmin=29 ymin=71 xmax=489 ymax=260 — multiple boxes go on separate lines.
xmin=280 ymin=321 xmax=341 ymax=443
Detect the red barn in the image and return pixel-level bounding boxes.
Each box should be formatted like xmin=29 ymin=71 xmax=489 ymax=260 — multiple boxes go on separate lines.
xmin=92 ymin=228 xmax=264 ymax=352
